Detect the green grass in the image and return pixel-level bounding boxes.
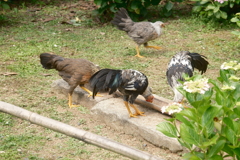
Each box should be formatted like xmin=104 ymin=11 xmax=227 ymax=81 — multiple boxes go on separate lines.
xmin=0 ymin=1 xmax=239 ymax=159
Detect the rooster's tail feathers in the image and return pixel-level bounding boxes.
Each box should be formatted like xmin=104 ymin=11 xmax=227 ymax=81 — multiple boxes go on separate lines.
xmin=90 ymin=69 xmax=122 ymax=98
xmin=111 ymin=8 xmax=134 ymax=31
xmin=40 ymin=53 xmax=64 ymax=69
xmin=190 ymin=53 xmax=209 ymax=74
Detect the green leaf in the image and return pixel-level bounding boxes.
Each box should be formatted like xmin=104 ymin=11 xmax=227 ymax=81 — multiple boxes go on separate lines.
xmin=130 ymin=1 xmax=140 ymax=10
xmin=175 ymin=114 xmax=194 ymax=128
xmin=179 ymin=108 xmax=198 ymax=122
xmin=215 ymin=11 xmax=221 ymax=19
xmin=205 ymin=4 xmax=215 ymax=11
xmin=163 ymin=118 xmax=175 ymax=122
xmin=222 ymin=143 xmax=235 ymax=156
xmin=186 ymin=92 xmax=196 ymax=105
xmin=1 ymin=3 xmax=10 ymax=10
xmin=216 ymin=92 xmax=224 ymax=105
xmin=233 ymin=148 xmax=240 ymax=157
xmin=109 ymin=3 xmax=116 ymax=12
xmin=231 ymin=17 xmax=239 ymax=23
xmin=165 ymin=1 xmax=174 ymax=11
xmin=183 ymin=152 xmax=203 ymax=160
xmin=94 ymin=0 xmax=103 ymax=6
xmin=220 ymin=69 xmax=229 ymax=83
xmin=233 ymin=106 xmax=240 ymax=117
xmin=208 ymin=155 xmax=223 ymax=160
xmin=202 ymin=106 xmax=220 ymax=136
xmin=224 ymin=126 xmax=237 ymax=145
xmin=207 ymin=140 xmax=225 ymax=158
xmin=180 ymin=123 xmax=200 ymax=146
xmin=178 ymin=138 xmax=193 ymax=150
xmin=230 ymin=2 xmax=234 ymax=8
xmin=156 ymin=122 xmax=178 ymax=138
xmin=223 ymin=117 xmax=239 ymax=133
xmin=202 ymin=134 xmax=219 ymax=148
xmin=193 ymin=6 xmax=203 ymax=13
xmin=237 ymin=21 xmax=240 ymax=27
xmin=220 ymin=11 xmax=227 ymax=19
xmin=213 ymin=6 xmax=219 ymax=13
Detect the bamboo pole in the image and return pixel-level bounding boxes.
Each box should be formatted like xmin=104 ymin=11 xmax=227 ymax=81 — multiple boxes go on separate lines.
xmin=0 ymin=101 xmax=164 ymax=160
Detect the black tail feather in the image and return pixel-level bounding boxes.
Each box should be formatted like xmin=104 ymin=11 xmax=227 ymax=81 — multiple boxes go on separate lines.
xmin=190 ymin=53 xmax=209 ymax=74
xmin=40 ymin=53 xmax=63 ymax=69
xmin=90 ymin=69 xmax=122 ymax=99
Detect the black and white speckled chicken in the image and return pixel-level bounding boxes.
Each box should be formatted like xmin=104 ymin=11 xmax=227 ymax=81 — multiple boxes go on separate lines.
xmin=166 ymin=51 xmax=209 ymax=103
xmin=111 ymin=8 xmax=165 ymax=58
xmin=90 ymin=69 xmax=154 ymax=118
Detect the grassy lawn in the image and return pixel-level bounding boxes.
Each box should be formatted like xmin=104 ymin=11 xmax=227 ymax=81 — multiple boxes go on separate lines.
xmin=0 ymin=0 xmax=239 ymax=159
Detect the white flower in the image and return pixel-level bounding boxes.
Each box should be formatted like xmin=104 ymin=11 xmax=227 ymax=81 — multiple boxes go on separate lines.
xmin=214 ymin=0 xmax=227 ymax=3
xmin=229 ymin=75 xmax=240 ymax=82
xmin=161 ymin=103 xmax=183 ymax=115
xmin=221 ymin=61 xmax=239 ymax=71
xmin=183 ymin=78 xmax=210 ymax=94
xmin=221 ymin=85 xmax=236 ymax=91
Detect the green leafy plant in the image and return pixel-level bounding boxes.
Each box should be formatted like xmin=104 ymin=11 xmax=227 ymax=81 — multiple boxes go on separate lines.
xmin=231 ymin=13 xmax=240 ymax=38
xmin=157 ymin=61 xmax=240 ymax=159
xmin=192 ymin=0 xmax=240 ymax=23
xmin=93 ymin=0 xmax=162 ymax=21
xmin=0 ymin=0 xmax=10 ymax=10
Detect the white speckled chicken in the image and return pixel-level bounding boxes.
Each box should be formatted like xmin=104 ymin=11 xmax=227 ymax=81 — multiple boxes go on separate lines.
xmin=111 ymin=8 xmax=165 ymax=58
xmin=166 ymin=51 xmax=209 ymax=103
xmin=90 ymin=69 xmax=154 ymax=118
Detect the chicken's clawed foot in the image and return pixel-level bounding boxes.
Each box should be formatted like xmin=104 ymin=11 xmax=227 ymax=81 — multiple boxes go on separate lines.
xmin=68 ymin=94 xmax=79 ymax=108
xmin=135 ymin=46 xmax=145 ymax=58
xmin=80 ymin=86 xmax=103 ymax=97
xmin=130 ymin=104 xmax=145 ymax=117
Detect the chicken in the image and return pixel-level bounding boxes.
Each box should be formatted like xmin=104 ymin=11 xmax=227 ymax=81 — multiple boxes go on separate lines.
xmin=111 ymin=8 xmax=165 ymax=58
xmin=89 ymin=69 xmax=154 ymax=118
xmin=40 ymin=53 xmax=100 ymax=108
xmin=166 ymin=51 xmax=209 ymax=103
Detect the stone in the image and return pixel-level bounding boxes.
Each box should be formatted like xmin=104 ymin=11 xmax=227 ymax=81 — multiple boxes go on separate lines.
xmin=51 ymin=79 xmax=184 ymax=152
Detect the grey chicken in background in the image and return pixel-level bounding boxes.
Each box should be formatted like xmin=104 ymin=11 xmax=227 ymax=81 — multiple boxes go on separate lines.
xmin=111 ymin=8 xmax=165 ymax=58
xmin=166 ymin=51 xmax=209 ymax=103
xmin=90 ymin=69 xmax=154 ymax=118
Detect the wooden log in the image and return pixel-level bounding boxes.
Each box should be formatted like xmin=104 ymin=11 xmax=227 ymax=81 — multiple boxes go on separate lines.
xmin=0 ymin=101 xmax=165 ymax=160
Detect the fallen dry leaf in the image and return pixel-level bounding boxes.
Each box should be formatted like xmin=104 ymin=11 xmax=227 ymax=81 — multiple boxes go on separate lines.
xmin=60 ymin=21 xmax=73 ymax=25
xmin=42 ymin=18 xmax=55 ymax=23
xmin=41 ymin=73 xmax=52 ymax=77
xmin=0 ymin=72 xmax=18 ymax=76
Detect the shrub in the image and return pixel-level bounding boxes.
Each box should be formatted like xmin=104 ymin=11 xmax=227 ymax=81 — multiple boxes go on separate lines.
xmin=93 ymin=0 xmax=184 ymax=21
xmin=93 ymin=0 xmax=160 ymax=21
xmin=157 ymin=61 xmax=240 ymax=159
xmin=192 ymin=0 xmax=240 ymax=22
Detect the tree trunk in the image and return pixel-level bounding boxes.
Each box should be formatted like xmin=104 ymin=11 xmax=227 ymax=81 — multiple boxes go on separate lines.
xmin=0 ymin=101 xmax=164 ymax=160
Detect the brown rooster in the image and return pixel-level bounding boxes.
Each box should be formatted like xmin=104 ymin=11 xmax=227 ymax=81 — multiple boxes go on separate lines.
xmin=40 ymin=53 xmax=100 ymax=108
xmin=111 ymin=8 xmax=165 ymax=58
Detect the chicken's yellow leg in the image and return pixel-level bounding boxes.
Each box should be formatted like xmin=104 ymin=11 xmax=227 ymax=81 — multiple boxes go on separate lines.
xmin=134 ymin=46 xmax=145 ymax=58
xmin=144 ymin=45 xmax=162 ymax=50
xmin=68 ymin=93 xmax=79 ymax=108
xmin=179 ymin=99 xmax=188 ymax=108
xmin=130 ymin=104 xmax=145 ymax=116
xmin=124 ymin=101 xmax=137 ymax=118
xmin=80 ymin=86 xmax=102 ymax=97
